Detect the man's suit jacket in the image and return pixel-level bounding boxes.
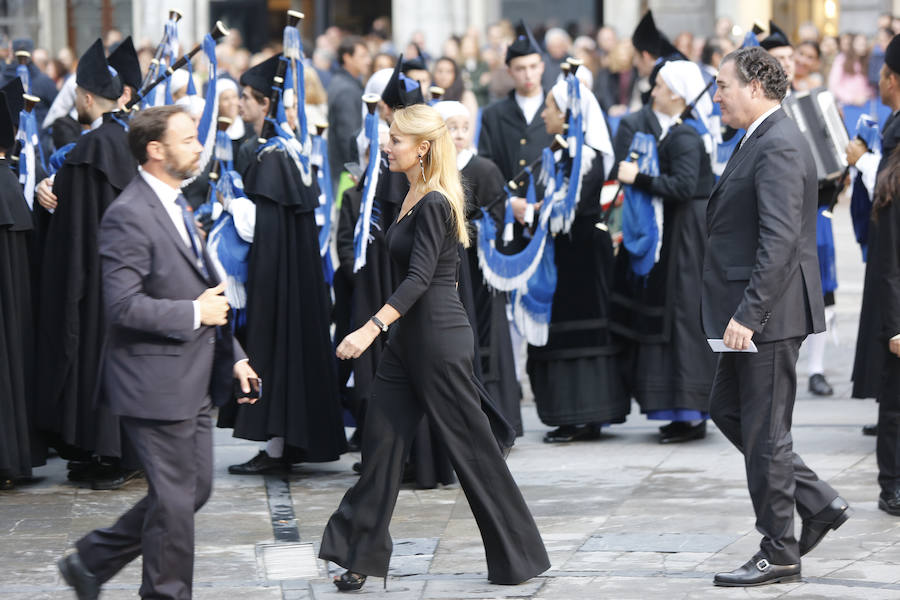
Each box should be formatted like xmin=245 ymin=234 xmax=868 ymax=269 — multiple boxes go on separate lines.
xmin=326 ymin=67 xmax=364 ymax=183
xmin=98 ymin=176 xmax=246 ymax=421
xmin=701 ymin=108 xmax=825 ymax=343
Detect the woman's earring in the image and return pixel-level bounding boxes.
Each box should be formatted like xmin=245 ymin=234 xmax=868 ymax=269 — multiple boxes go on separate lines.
xmin=419 ymin=155 xmax=427 ymax=185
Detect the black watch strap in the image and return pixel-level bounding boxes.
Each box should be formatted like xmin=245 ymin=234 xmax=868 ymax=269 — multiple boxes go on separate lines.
xmin=370 ymin=315 xmax=389 ymax=333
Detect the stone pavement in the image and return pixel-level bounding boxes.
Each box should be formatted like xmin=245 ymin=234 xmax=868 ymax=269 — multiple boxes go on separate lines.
xmin=2 ymin=209 xmax=899 ymax=599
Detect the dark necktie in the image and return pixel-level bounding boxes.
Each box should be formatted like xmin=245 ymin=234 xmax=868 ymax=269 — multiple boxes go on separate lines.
xmin=175 ymin=194 xmax=210 ymax=279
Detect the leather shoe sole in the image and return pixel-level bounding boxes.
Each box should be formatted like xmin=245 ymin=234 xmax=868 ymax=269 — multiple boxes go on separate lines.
xmin=800 ymin=496 xmax=850 ymax=555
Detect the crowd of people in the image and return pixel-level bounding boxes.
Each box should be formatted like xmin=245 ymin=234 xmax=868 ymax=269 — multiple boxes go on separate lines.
xmin=0 ymin=6 xmax=899 ymax=597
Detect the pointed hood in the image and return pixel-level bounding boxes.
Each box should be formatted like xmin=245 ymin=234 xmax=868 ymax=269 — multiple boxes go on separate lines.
xmin=380 ymin=54 xmax=425 ymax=110
xmin=760 ymin=20 xmax=791 ymax=50
xmin=0 ymin=90 xmax=16 ymax=149
xmin=76 ymin=38 xmax=123 ymax=100
xmin=505 ymin=20 xmax=543 ymax=65
xmin=239 ymin=54 xmax=281 ymax=96
xmin=107 ymin=36 xmax=142 ymax=91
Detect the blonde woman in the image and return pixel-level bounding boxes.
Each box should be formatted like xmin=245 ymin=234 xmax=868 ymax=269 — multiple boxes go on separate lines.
xmin=319 ymin=104 xmax=549 ymax=591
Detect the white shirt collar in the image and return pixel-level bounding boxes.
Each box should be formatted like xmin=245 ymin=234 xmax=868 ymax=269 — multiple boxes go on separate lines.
xmin=515 ymin=91 xmax=544 ymax=125
xmin=90 ymin=115 xmax=103 ymax=131
xmin=742 ymin=104 xmax=781 ymax=147
xmin=139 ymin=166 xmax=183 ymax=206
xmin=653 ymin=110 xmax=676 ymax=139
xmin=457 ymin=148 xmax=474 ymax=170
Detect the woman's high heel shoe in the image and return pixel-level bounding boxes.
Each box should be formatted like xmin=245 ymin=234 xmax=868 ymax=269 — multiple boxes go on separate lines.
xmin=333 ymin=570 xmax=367 ymax=591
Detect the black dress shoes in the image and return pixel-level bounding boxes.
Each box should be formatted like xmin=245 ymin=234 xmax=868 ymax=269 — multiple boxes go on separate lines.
xmin=862 ymin=424 xmax=878 ymax=436
xmin=58 ymin=553 xmax=101 ymax=600
xmin=714 ymin=555 xmax=800 ymax=587
xmin=878 ymin=489 xmax=900 ymax=516
xmin=228 ymin=450 xmax=288 ymax=475
xmin=659 ymin=421 xmax=707 ymax=444
xmin=91 ymin=468 xmax=144 ymax=491
xmin=800 ymin=496 xmax=850 ymax=555
xmin=808 ymin=373 xmax=834 ymax=396
xmin=542 ymin=424 xmax=601 ymax=443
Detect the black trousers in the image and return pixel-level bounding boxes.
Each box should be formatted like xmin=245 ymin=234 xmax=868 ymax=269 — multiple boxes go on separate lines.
xmin=709 ymin=337 xmax=838 ymax=565
xmin=76 ymin=404 xmax=213 ymax=600
xmin=319 ymin=336 xmax=549 ymax=585
xmin=877 ymin=352 xmax=900 ymax=494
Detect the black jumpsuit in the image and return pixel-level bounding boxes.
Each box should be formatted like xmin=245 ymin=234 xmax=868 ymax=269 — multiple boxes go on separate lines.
xmin=319 ymin=192 xmax=550 ymax=584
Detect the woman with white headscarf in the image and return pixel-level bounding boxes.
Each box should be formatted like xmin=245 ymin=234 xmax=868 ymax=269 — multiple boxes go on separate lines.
xmin=523 ymin=72 xmax=628 ymax=444
xmin=611 ymin=59 xmax=716 ymax=444
xmin=433 ymin=100 xmax=523 ymax=436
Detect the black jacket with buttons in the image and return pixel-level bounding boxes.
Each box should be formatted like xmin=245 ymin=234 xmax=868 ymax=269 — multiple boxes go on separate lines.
xmin=701 ymin=108 xmax=825 ymax=342
xmin=478 ymin=91 xmax=554 ymax=253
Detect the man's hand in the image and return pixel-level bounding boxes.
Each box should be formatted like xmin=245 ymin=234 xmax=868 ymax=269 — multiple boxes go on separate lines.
xmin=723 ymin=318 xmax=754 ymax=351
xmin=890 ymin=336 xmax=900 ymax=358
xmin=616 ymin=160 xmax=638 ymax=185
xmin=196 ymin=282 xmax=229 ymax=326
xmin=233 ymin=359 xmax=260 ymax=404
xmin=336 ymin=321 xmax=381 ymax=360
xmin=36 ymin=177 xmax=58 ymax=211
xmin=846 ymin=139 xmax=867 ymax=167
xmin=510 ymin=197 xmax=543 ymax=225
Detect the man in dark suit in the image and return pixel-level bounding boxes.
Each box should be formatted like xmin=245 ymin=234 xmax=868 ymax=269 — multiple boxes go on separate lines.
xmin=703 ymin=47 xmax=848 ymax=587
xmin=326 ymin=36 xmax=371 ymax=189
xmin=57 ymin=105 xmax=259 ymax=600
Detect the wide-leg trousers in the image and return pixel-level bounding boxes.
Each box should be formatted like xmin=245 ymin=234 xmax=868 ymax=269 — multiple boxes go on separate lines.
xmin=76 ymin=404 xmax=213 ymax=599
xmin=319 ymin=331 xmax=549 ymax=585
xmin=709 ymin=337 xmax=838 ymax=565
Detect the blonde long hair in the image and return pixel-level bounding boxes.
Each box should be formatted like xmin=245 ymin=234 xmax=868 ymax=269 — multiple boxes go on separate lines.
xmin=392 ymin=104 xmax=469 ymax=247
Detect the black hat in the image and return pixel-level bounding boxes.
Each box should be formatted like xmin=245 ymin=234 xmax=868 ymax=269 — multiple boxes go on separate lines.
xmin=505 ymin=20 xmax=542 ymax=65
xmin=107 ymin=36 xmax=142 ymax=91
xmin=239 ymin=54 xmax=281 ymax=96
xmin=632 ymin=11 xmax=660 ymax=54
xmin=760 ymin=20 xmax=791 ymax=50
xmin=12 ymin=38 xmax=34 ymax=54
xmin=381 ymin=54 xmax=424 ymax=110
xmin=0 ymin=77 xmax=24 ymax=130
xmin=0 ymin=90 xmax=15 ymax=149
xmin=76 ymin=38 xmax=123 ymax=100
xmin=401 ymin=55 xmax=427 ymax=73
xmin=886 ymin=34 xmax=900 ymax=73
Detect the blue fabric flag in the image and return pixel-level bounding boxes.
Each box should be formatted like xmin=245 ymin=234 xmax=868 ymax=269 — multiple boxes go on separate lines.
xmin=621 ymin=132 xmax=661 ymax=277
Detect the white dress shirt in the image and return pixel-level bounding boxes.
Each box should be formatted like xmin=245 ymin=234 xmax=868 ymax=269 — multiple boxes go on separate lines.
xmin=515 ymin=91 xmax=544 ymax=126
xmin=139 ymin=167 xmax=202 ymax=329
xmin=740 ymin=104 xmax=781 ymax=149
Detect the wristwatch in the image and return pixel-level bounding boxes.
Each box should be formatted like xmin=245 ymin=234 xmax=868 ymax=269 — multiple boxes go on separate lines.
xmin=370 ymin=315 xmax=389 ymax=334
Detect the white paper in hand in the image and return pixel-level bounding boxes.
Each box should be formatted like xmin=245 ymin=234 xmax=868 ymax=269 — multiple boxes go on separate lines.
xmin=707 ymin=339 xmax=758 ymax=353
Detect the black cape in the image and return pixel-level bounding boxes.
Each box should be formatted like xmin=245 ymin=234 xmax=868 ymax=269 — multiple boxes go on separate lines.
xmin=609 ymin=111 xmax=716 ymax=413
xmin=222 ymin=144 xmax=347 ymax=462
xmin=34 ymin=114 xmax=136 ymax=457
xmin=526 ymin=148 xmax=629 ymax=426
xmin=853 ymin=112 xmax=900 ymax=399
xmin=853 ymin=199 xmax=900 ymax=400
xmin=461 ymin=155 xmax=523 ymax=435
xmin=0 ymin=159 xmax=42 ymax=479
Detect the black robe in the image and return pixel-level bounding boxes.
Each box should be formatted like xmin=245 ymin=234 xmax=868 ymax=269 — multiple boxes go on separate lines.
xmin=478 ymin=92 xmax=554 ymax=254
xmin=526 ymin=148 xmax=629 ymax=426
xmin=0 ymin=159 xmax=40 ymax=480
xmin=461 ymin=155 xmax=523 ymax=435
xmin=33 ymin=115 xmax=136 ymax=457
xmin=853 ymin=112 xmax=900 ymax=399
xmin=609 ymin=110 xmax=716 ymax=414
xmin=222 ymin=144 xmax=347 ymax=462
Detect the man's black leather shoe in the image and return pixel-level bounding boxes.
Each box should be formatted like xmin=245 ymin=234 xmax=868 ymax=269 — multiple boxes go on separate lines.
xmin=228 ymin=450 xmax=288 ymax=475
xmin=58 ymin=553 xmax=100 ymax=600
xmin=800 ymin=496 xmax=850 ymax=555
xmin=542 ymin=424 xmax=600 ymax=443
xmin=714 ymin=556 xmax=801 ymax=587
xmin=808 ymin=373 xmax=834 ymax=396
xmin=660 ymin=421 xmax=706 ymax=444
xmin=862 ymin=424 xmax=878 ymax=436
xmin=878 ymin=489 xmax=900 ymax=516
xmin=91 ymin=468 xmax=144 ymax=491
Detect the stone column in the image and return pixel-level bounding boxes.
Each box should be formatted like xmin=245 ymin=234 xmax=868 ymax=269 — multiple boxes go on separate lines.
xmin=132 ymin=0 xmax=209 ymax=50
xmin=393 ymin=0 xmax=500 ymax=58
